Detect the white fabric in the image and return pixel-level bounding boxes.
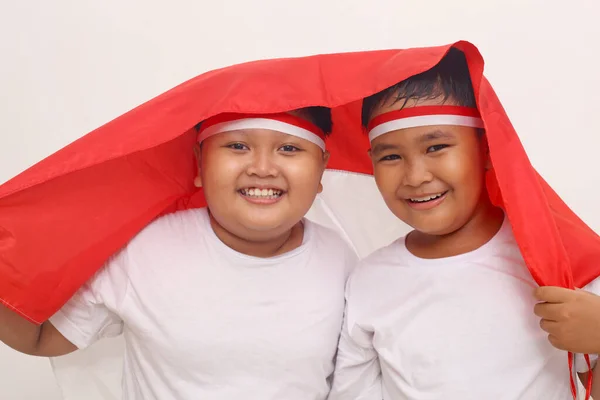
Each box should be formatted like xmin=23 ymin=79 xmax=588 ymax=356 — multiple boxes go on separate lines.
xmin=49 ymin=207 xmax=356 ymax=400
xmin=198 ymin=118 xmax=327 ymax=150
xmin=367 ymin=115 xmax=485 ymax=141
xmin=328 ymin=216 xmax=599 ymax=400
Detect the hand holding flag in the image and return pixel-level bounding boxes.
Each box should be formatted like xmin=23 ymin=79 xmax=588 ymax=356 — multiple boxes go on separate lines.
xmin=535 ymin=285 xmax=600 ymax=354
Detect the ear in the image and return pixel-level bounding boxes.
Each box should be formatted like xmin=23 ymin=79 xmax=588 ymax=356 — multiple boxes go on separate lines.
xmin=317 ymin=150 xmax=330 ymax=194
xmin=322 ymin=150 xmax=331 ymax=166
xmin=368 ymin=148 xmax=378 ymax=165
xmin=193 ymin=143 xmax=203 ymax=188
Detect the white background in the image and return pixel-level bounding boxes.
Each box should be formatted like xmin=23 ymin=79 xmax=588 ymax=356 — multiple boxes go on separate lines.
xmin=1 ymin=1 xmax=599 ymax=399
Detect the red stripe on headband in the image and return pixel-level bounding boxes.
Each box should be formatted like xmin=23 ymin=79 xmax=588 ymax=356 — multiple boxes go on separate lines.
xmin=367 ymin=105 xmax=481 ymax=133
xmin=199 ymin=112 xmax=326 ymax=141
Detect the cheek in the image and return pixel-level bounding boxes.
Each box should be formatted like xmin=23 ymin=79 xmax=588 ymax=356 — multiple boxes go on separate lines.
xmin=373 ymin=166 xmax=400 ymax=199
xmin=438 ymin=148 xmax=485 ymax=195
xmin=201 ymin=154 xmax=244 ymax=187
xmin=284 ymin=161 xmax=323 ymax=191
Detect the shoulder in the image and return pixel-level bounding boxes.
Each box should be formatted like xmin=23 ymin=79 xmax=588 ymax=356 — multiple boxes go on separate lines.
xmin=362 ymin=237 xmax=408 ymax=267
xmin=305 ymin=219 xmax=359 ymax=273
xmin=120 ymin=207 xmax=210 ymax=255
xmin=99 ymin=208 xmax=210 ymax=277
xmin=346 ymin=237 xmax=408 ymax=295
xmin=132 ymin=208 xmax=209 ymax=243
xmin=308 ymin=219 xmax=354 ymax=250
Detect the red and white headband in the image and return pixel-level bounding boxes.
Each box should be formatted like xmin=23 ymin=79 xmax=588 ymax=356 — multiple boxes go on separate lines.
xmin=197 ymin=113 xmax=327 ymax=150
xmin=367 ymin=105 xmax=484 ymax=142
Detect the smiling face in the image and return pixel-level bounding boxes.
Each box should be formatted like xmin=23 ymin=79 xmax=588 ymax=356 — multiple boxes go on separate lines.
xmin=369 ymin=97 xmax=491 ymax=236
xmin=196 ymin=124 xmax=329 ymax=244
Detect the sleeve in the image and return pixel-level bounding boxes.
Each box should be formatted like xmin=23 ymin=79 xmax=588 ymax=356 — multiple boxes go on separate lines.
xmin=48 ymin=252 xmax=129 ymax=349
xmin=328 ymin=273 xmax=382 ymax=400
xmin=575 ymin=276 xmax=600 ymax=373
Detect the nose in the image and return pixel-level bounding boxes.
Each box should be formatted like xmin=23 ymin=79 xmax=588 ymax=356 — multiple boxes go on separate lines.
xmin=246 ymin=149 xmax=279 ymax=178
xmin=402 ymin=158 xmax=433 ymax=187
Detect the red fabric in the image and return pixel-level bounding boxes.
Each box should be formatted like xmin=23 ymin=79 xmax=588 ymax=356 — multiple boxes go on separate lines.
xmin=1 ymin=41 xmax=599 ymax=327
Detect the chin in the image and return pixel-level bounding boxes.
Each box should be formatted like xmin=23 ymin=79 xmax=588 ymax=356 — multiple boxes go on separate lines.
xmin=239 ymin=217 xmax=293 ymax=236
xmin=407 ymin=218 xmax=459 ymax=237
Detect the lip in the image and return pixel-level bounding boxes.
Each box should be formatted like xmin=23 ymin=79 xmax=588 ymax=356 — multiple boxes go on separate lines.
xmin=240 ymin=184 xmax=285 ymax=191
xmin=239 ymin=190 xmax=285 ymax=205
xmin=405 ymin=191 xmax=448 ymax=211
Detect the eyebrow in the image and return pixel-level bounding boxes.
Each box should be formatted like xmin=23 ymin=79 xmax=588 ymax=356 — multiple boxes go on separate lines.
xmin=417 ymin=129 xmax=456 ymax=143
xmin=371 ymin=143 xmax=400 ymax=156
xmin=371 ymin=129 xmax=456 ymax=155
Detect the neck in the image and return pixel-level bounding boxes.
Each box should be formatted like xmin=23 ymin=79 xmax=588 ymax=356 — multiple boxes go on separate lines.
xmin=208 ymin=212 xmax=304 ymax=258
xmin=407 ymin=198 xmax=505 ymax=259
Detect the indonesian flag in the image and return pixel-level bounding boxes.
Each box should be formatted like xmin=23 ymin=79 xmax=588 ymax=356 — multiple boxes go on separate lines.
xmin=1 ymin=41 xmax=599 ymax=397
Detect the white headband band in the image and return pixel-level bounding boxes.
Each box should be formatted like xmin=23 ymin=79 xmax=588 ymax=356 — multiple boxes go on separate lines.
xmin=367 ymin=106 xmax=484 ymax=142
xmin=198 ymin=115 xmax=326 ymax=150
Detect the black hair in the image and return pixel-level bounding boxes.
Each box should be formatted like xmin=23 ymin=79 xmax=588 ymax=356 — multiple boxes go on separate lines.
xmin=194 ymin=106 xmax=333 ymax=135
xmin=361 ymin=48 xmax=477 ymax=128
xmin=294 ymin=106 xmax=333 ymax=135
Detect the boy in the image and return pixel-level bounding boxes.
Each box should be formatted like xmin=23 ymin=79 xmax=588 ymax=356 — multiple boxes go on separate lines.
xmin=0 ymin=107 xmax=357 ymax=400
xmin=328 ymin=48 xmax=600 ymax=399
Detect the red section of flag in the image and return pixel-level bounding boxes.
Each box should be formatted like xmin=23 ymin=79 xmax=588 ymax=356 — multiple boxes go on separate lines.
xmin=0 ymin=41 xmax=598 ymax=332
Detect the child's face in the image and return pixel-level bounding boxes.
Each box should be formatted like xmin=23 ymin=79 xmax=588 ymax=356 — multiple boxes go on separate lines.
xmin=369 ymin=97 xmax=490 ymax=236
xmin=196 ymin=124 xmax=329 ymax=242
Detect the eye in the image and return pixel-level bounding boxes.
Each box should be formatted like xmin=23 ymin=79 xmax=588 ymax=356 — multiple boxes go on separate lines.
xmin=226 ymin=143 xmax=249 ymax=151
xmin=279 ymin=145 xmax=301 ymax=153
xmin=379 ymin=154 xmax=401 ymax=162
xmin=427 ymin=144 xmax=449 ymax=153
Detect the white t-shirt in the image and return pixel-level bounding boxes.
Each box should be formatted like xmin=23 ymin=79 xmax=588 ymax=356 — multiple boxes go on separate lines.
xmin=50 ymin=208 xmax=357 ymax=400
xmin=328 ymin=217 xmax=600 ymax=400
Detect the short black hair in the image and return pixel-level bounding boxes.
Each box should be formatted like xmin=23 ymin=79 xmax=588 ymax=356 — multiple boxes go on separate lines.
xmin=361 ymin=48 xmax=477 ymax=128
xmin=294 ymin=106 xmax=333 ymax=135
xmin=194 ymin=106 xmax=333 ymax=135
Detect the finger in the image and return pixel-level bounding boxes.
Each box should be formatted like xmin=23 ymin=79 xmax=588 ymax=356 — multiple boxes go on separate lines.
xmin=547 ymin=334 xmax=567 ymax=351
xmin=539 ymin=318 xmax=560 ymax=334
xmin=534 ymin=286 xmax=575 ymax=303
xmin=533 ymin=302 xmax=564 ymax=321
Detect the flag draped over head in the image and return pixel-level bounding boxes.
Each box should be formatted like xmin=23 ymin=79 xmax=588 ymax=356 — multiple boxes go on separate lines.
xmin=1 ymin=42 xmax=599 ymax=397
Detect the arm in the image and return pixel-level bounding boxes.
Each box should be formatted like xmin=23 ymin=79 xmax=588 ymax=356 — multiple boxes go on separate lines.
xmin=328 ymin=268 xmax=383 ymax=400
xmin=328 ymin=314 xmax=382 ymax=400
xmin=1 ymin=255 xmax=127 ymax=357
xmin=0 ymin=302 xmax=76 ymax=357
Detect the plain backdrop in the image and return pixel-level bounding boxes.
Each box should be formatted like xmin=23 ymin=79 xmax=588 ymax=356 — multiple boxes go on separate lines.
xmin=0 ymin=1 xmax=599 ymax=399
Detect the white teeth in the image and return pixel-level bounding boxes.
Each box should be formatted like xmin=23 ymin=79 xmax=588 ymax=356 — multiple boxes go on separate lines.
xmin=409 ymin=193 xmax=444 ymax=203
xmin=241 ymin=188 xmax=283 ymax=199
